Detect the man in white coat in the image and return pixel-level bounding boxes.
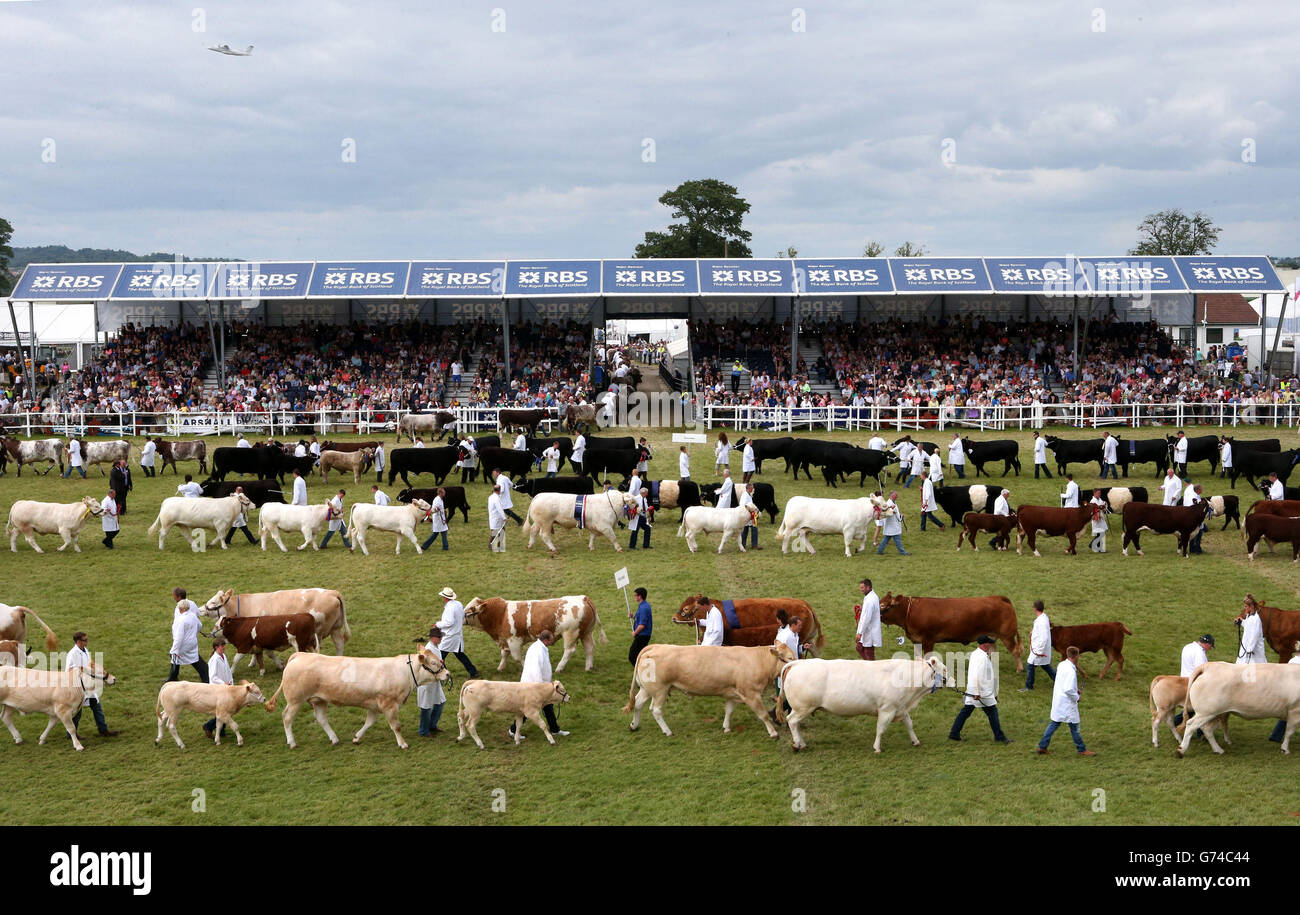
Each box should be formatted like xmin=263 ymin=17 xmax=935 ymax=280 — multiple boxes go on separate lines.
xmin=695 ymin=596 xmax=725 ymax=646
xmin=508 ymin=630 xmax=569 ymax=739
xmin=1173 ymin=633 xmax=1215 ymax=728
xmin=63 ymin=438 xmax=86 ymax=478
xmin=1101 ymin=431 xmax=1118 ymax=479
xmin=741 ymin=439 xmax=756 ymax=483
xmin=1036 ymin=646 xmax=1094 ymax=755
xmin=1172 ymin=430 xmax=1189 ymax=477
xmin=947 ymin=434 xmax=966 ymax=479
xmin=176 ymin=475 xmax=203 ymax=498
xmin=140 ymin=438 xmax=158 ymax=477
xmin=1266 ymin=472 xmax=1285 ymax=501
xmin=571 ymin=433 xmax=586 ymax=474
xmin=321 ymin=489 xmax=352 ymax=549
xmin=1237 ymin=601 xmax=1267 ymax=664
xmin=434 ymin=587 xmax=478 ymax=678
xmin=909 ymin=445 xmax=927 ymax=487
xmin=542 ymin=443 xmax=560 ymax=478
xmin=487 ymin=484 xmax=507 ymax=552
xmin=417 ymin=627 xmax=446 ymax=737
xmin=627 ymin=487 xmax=651 ymax=550
xmin=1032 ymin=431 xmax=1052 ymax=479
xmin=292 ymin=468 xmax=308 ymax=506
xmin=715 ymin=469 xmax=734 ymax=509
xmin=492 ymin=469 xmax=523 ymax=525
xmin=167 ymin=588 xmax=209 ymax=683
xmin=678 ymin=446 xmax=690 ymax=480
xmin=202 ymin=634 xmax=234 ymax=741
xmin=1218 ymin=436 xmax=1233 ymax=480
xmin=867 ymin=433 xmax=887 ymax=452
xmin=67 ymin=631 xmax=117 ymax=738
xmin=876 ymin=491 xmax=909 ymax=555
xmin=513 ymin=432 xmax=528 ymax=452
xmin=1161 ymin=468 xmax=1183 ymax=506
xmin=737 ymin=483 xmax=759 ymax=551
xmin=988 ymin=487 xmax=1012 ymax=549
xmin=459 ymin=436 xmax=478 ymax=484
xmin=927 ymin=448 xmax=944 ymax=485
xmin=1059 ymin=473 xmax=1079 ymax=508
xmin=1087 ymin=488 xmax=1108 ymax=553
xmin=371 ymin=484 xmax=390 ymax=506
xmin=420 ymin=487 xmax=450 ymax=551
xmin=236 ymin=433 xmax=251 ymax=449
xmin=892 ymin=438 xmax=915 ymax=484
xmin=948 ymin=636 xmax=1012 ymax=743
xmin=100 ymin=488 xmax=120 ymax=549
xmin=372 ymin=442 xmax=385 ymax=484
xmin=919 ymin=470 xmax=945 ymax=531
xmin=628 ymin=468 xmax=643 ymax=499
xmin=1019 ymin=600 xmax=1056 ymax=691
xmin=855 ymin=578 xmax=881 ymax=660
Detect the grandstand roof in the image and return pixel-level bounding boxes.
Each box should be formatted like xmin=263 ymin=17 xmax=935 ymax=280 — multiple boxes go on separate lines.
xmin=9 ymin=255 xmax=1286 ymax=301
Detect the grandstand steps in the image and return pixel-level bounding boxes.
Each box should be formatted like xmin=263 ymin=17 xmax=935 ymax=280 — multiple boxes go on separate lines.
xmin=442 ymin=347 xmax=482 ymax=406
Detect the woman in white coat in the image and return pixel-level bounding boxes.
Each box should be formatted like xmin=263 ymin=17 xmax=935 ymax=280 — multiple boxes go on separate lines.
xmin=1236 ymin=601 xmax=1267 ymax=664
xmin=714 ymin=433 xmax=731 ymax=476
xmin=1036 ymin=646 xmax=1094 ymax=755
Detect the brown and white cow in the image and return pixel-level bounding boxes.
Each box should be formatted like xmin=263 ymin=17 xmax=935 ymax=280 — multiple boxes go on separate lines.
xmin=1050 ymin=621 xmax=1132 ymax=680
xmin=212 ymin=612 xmax=320 ymax=675
xmin=199 ymin=588 xmax=351 ymax=656
xmin=157 ymin=439 xmax=208 ymax=474
xmin=0 ymin=662 xmax=117 ymax=751
xmin=1149 ymin=674 xmax=1229 ymax=748
xmin=463 ymin=596 xmax=607 ymax=672
xmin=155 ymin=680 xmax=266 ymax=747
xmin=957 ymin=511 xmax=1017 ymax=551
xmin=1015 ymin=504 xmax=1092 ymax=556
xmin=457 ymin=679 xmax=570 ymax=748
xmin=623 ymin=642 xmax=798 ymax=738
xmin=319 ymin=448 xmax=374 ymax=484
xmin=879 ymin=593 xmax=1024 ymax=671
xmin=0 ymin=436 xmax=64 ymax=476
xmin=0 ymin=603 xmax=58 ymax=653
xmin=671 ymin=596 xmax=825 ymax=653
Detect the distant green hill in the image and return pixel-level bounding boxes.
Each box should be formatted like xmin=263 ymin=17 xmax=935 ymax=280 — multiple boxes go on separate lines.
xmin=10 ymin=246 xmax=241 ymax=270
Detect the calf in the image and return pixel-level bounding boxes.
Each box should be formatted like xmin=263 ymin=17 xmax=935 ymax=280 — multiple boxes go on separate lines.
xmin=397 ymin=486 xmax=472 ymax=523
xmin=155 ymin=680 xmax=266 ymax=747
xmin=319 ymin=448 xmax=373 ymax=483
xmin=456 ymin=680 xmax=570 ymax=748
xmin=956 ymin=511 xmax=1016 ymax=551
xmin=1208 ymin=494 xmax=1240 ymax=530
xmin=477 ymin=446 xmax=535 ymax=482
xmin=1050 ymin=622 xmax=1132 ymax=680
xmin=1149 ymin=674 xmax=1228 ymax=749
xmin=1015 ymin=504 xmax=1092 ymax=556
xmin=213 ymin=612 xmax=320 ymax=675
xmin=678 ymin=504 xmax=756 ymax=554
xmin=700 ymin=481 xmax=779 ymax=523
xmin=1245 ymin=513 xmax=1300 ymax=562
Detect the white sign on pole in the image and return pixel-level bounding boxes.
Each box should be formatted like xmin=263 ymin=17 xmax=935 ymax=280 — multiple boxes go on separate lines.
xmin=613 ymin=567 xmax=630 ymax=589
xmin=672 ymin=433 xmax=707 ymax=444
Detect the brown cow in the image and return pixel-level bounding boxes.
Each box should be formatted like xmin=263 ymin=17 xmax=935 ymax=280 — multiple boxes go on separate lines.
xmin=157 ymin=439 xmax=208 ymax=474
xmin=957 ymin=511 xmax=1017 ymax=551
xmin=0 ymin=603 xmax=57 ymax=652
xmin=671 ymin=596 xmax=825 ymax=652
xmin=1015 ymin=504 xmax=1092 ymax=556
xmin=1121 ymin=501 xmax=1213 ymax=557
xmin=1245 ymin=513 xmax=1300 ymax=562
xmin=498 ymin=408 xmax=549 ymax=435
xmin=878 ymin=593 xmax=1023 ymax=671
xmin=1050 ymin=621 xmax=1132 ymax=680
xmin=1149 ymin=674 xmax=1229 ymax=748
xmin=1242 ymin=594 xmax=1300 ymax=662
xmin=212 ymin=612 xmax=320 ymax=675
xmin=319 ymin=448 xmax=374 ymax=483
xmin=321 ymin=441 xmax=382 ymax=454
xmin=0 ymin=641 xmax=23 ymax=667
xmin=462 ymin=595 xmax=608 ymax=672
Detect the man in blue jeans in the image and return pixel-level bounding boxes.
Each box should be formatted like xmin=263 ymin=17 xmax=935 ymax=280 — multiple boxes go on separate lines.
xmin=417 ymin=627 xmax=446 ymax=737
xmin=1037 ymin=646 xmax=1096 ymax=756
xmin=629 ymin=588 xmax=652 ymax=665
xmin=876 ymin=492 xmax=909 ymax=555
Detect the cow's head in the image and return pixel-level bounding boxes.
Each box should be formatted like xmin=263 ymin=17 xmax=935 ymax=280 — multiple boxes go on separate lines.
xmin=878 ymin=592 xmax=907 ymax=626
xmin=551 ymin=680 xmax=570 ymax=703
xmin=235 ymin=492 xmax=255 ymax=511
xmin=199 ymin=589 xmax=235 ymax=618
xmin=770 ymin=642 xmax=797 ymax=664
xmin=462 ymin=598 xmax=488 ymax=629
xmin=416 ymin=648 xmax=450 ymax=684
xmin=410 ymin=499 xmax=432 ymax=517
xmin=673 ymin=595 xmax=705 ymax=625
xmin=239 ymin=680 xmax=266 ymax=707
xmin=79 ymin=496 xmax=103 ymax=516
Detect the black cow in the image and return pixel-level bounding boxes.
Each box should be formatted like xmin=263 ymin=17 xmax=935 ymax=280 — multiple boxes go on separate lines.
xmin=578 ymin=448 xmax=639 ymax=484
xmin=891 ymin=436 xmax=938 ymax=455
xmin=387 ymin=446 xmax=459 ymax=487
xmin=934 ymin=484 xmax=999 ymax=525
xmin=478 ymin=447 xmax=535 ymax=483
xmin=210 ymin=446 xmax=281 ymax=482
xmin=396 ymin=486 xmax=472 ymax=523
xmin=199 ymin=479 xmax=286 ymax=506
xmin=525 ymin=436 xmax=574 ymax=470
xmin=734 ymin=437 xmax=795 ymax=473
xmin=961 ymin=438 xmax=1021 ymax=477
xmin=276 ymin=452 xmax=317 ymax=484
xmin=1225 ymin=437 xmax=1281 ymax=454
xmin=1230 ymin=449 xmax=1300 ymax=489
xmin=819 ymin=446 xmax=894 ymax=488
xmin=616 ymin=479 xmax=704 ymax=521
xmin=1167 ymin=434 xmax=1219 ymax=474
xmin=1096 ymin=486 xmax=1149 ymax=511
xmin=1114 ymin=436 xmax=1170 ymax=478
xmin=1045 ymin=437 xmax=1105 ymax=476
xmin=788 ymin=439 xmax=856 ymax=480
xmin=698 ymin=481 xmax=780 ymax=523
xmin=584 ymin=435 xmax=635 ymax=451
xmin=516 ymin=476 xmax=595 ymax=497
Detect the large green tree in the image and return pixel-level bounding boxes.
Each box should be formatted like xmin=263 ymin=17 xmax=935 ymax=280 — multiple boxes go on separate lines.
xmin=0 ymin=218 xmax=13 ymax=296
xmin=635 ymin=179 xmax=752 ymax=258
xmin=1129 ymin=209 xmax=1219 ymax=256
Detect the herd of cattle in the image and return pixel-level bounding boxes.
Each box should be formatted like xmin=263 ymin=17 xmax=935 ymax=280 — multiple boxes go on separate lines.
xmin=3 ymin=586 xmax=1300 ymax=755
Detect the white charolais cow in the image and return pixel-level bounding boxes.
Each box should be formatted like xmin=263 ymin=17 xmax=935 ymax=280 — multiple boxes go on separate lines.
xmin=776 ymin=495 xmax=884 ymax=556
xmin=523 ymin=491 xmax=638 ymax=552
xmin=0 ymin=663 xmax=117 ymax=751
xmin=148 ymin=493 xmax=254 ymax=550
xmin=1177 ymin=661 xmax=1300 ymax=757
xmin=6 ymin=497 xmax=103 ymax=553
xmin=624 ymin=643 xmax=797 ymax=738
xmin=1149 ymin=674 xmax=1229 ymax=749
xmin=265 ymin=650 xmax=450 ymax=749
xmin=155 ymin=680 xmax=266 ymax=748
xmin=347 ymin=499 xmax=429 ymax=555
xmin=677 ymin=504 xmax=756 ymax=553
xmin=776 ymin=656 xmax=951 ymax=752
xmin=258 ymin=502 xmax=332 ymax=551
xmin=457 ymin=679 xmax=570 ymax=748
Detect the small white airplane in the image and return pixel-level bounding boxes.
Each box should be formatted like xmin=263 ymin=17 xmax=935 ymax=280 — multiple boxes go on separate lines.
xmin=208 ymin=44 xmax=253 ymax=56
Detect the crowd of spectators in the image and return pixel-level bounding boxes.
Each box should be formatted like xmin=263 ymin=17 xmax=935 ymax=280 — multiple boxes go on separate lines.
xmin=473 ymin=320 xmax=595 ymax=408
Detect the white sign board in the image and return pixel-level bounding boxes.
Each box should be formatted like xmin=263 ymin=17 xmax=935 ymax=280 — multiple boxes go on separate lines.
xmin=672 ymin=433 xmax=707 ymax=444
xmin=613 ymin=567 xmax=630 ymax=590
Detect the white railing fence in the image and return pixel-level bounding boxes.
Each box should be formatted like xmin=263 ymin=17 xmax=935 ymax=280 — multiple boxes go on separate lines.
xmin=0 ymin=402 xmax=1297 ymax=440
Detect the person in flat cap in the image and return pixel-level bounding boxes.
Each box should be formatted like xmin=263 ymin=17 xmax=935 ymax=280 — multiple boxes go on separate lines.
xmin=949 ymin=635 xmax=1012 ymax=744
xmin=417 ymin=627 xmax=446 ymax=737
xmin=1174 ymin=633 xmax=1215 ymax=728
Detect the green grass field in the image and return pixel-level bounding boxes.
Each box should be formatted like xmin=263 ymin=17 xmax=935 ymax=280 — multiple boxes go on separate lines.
xmin=1 ymin=421 xmax=1297 ymax=826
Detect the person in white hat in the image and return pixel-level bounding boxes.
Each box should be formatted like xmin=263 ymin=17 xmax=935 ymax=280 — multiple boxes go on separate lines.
xmin=434 ymin=587 xmax=478 ymax=678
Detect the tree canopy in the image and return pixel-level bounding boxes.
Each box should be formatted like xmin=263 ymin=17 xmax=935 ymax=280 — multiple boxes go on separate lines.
xmin=0 ymin=218 xmax=12 ymax=296
xmin=635 ymin=179 xmax=752 ymax=258
xmin=1129 ymin=209 xmax=1219 ymax=256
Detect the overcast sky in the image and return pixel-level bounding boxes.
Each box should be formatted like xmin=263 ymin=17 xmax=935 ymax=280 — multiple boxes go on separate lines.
xmin=1 ymin=0 xmax=1296 ymax=260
